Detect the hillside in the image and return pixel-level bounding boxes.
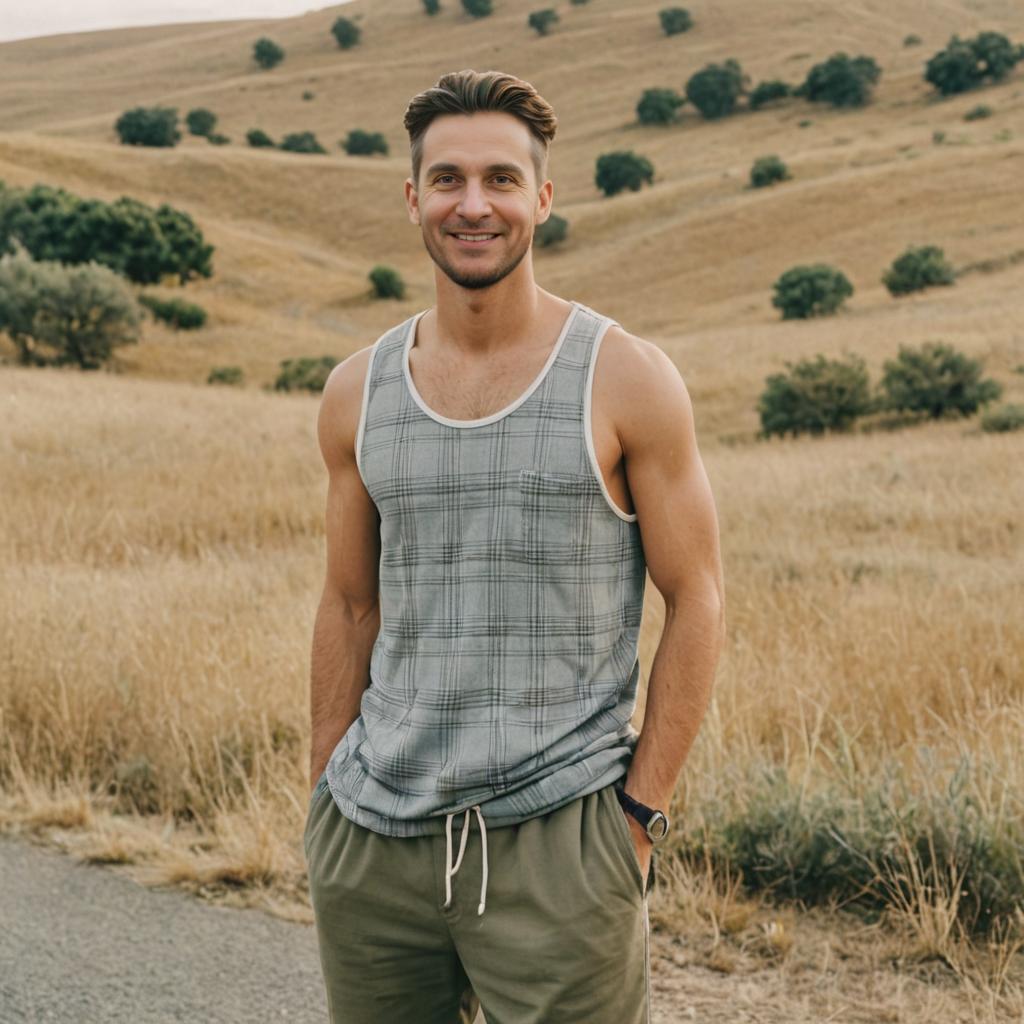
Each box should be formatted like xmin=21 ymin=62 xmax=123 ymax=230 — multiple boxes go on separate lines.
xmin=1 ymin=0 xmax=1023 ymax=434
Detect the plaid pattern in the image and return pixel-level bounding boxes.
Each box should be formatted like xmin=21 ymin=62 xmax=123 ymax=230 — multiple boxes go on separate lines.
xmin=325 ymin=301 xmax=648 ymax=836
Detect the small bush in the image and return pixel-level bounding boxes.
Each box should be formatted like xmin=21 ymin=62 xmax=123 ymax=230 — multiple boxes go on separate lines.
xmin=685 ymin=59 xmax=746 ymax=119
xmin=748 ymin=80 xmax=792 ymax=110
xmin=206 ymin=133 xmax=230 ymax=146
xmin=208 ymin=365 xmax=244 ymax=386
xmin=570 ymin=0 xmax=590 ymax=4
xmin=186 ymin=108 xmax=217 ymax=137
xmin=636 ymin=87 xmax=686 ymax=125
xmin=659 ymin=7 xmax=692 ymax=36
xmin=932 ymin=129 xmax=946 ymax=144
xmin=980 ymin=403 xmax=1024 ymax=432
xmin=882 ymin=245 xmax=955 ymax=296
xmin=138 ymin=293 xmax=207 ymax=330
xmin=925 ymin=32 xmax=1020 ymax=96
xmin=964 ymin=103 xmax=993 ymax=120
xmin=0 ymin=253 xmax=141 ymax=369
xmin=903 ymin=33 xmax=922 ymax=47
xmin=302 ymin=90 xmax=315 ymax=101
xmin=878 ymin=342 xmax=1002 ymax=419
xmin=341 ymin=130 xmax=389 ymax=156
xmin=797 ymin=52 xmax=881 ymax=107
xmin=280 ymin=131 xmax=327 ymax=154
xmin=534 ymin=212 xmax=568 ymax=248
xmin=462 ymin=0 xmax=492 ymax=16
xmin=253 ymin=37 xmax=284 ymax=69
xmin=274 ymin=356 xmax=337 ymax=393
xmin=528 ymin=9 xmax=559 ymax=35
xmin=330 ymin=16 xmax=361 ymax=49
xmin=772 ymin=264 xmax=854 ymax=319
xmin=423 ymin=0 xmax=441 ymax=12
xmin=369 ymin=265 xmax=406 ymax=299
xmin=750 ymin=155 xmax=790 ymax=188
xmin=758 ymin=353 xmax=872 ymax=437
xmin=246 ymin=128 xmax=276 ymax=148
xmin=114 ymin=106 xmax=180 ymax=147
xmin=595 ymin=151 xmax=655 ymax=196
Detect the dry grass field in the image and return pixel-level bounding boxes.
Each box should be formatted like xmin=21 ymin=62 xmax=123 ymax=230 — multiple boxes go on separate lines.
xmin=2 ymin=0 xmax=1024 ymax=1019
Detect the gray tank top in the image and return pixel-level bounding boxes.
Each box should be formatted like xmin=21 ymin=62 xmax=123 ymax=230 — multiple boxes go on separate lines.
xmin=325 ymin=300 xmax=648 ymax=836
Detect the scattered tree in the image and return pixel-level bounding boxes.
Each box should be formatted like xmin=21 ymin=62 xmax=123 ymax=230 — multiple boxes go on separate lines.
xmin=796 ymin=53 xmax=881 ymax=107
xmin=749 ymin=80 xmax=792 ymax=110
xmin=659 ymin=8 xmax=692 ymax=36
xmin=369 ymin=265 xmax=406 ymax=299
xmin=685 ymin=59 xmax=746 ymax=119
xmin=206 ymin=133 xmax=230 ymax=145
xmin=878 ymin=342 xmax=1001 ymax=419
xmin=280 ymin=131 xmax=327 ymax=154
xmin=925 ymin=32 xmax=1021 ymax=95
xmin=253 ymin=37 xmax=285 ymax=69
xmin=528 ymin=9 xmax=559 ymax=35
xmin=138 ymin=293 xmax=207 ymax=329
xmin=0 ymin=253 xmax=141 ymax=369
xmin=342 ymin=130 xmax=389 ymax=156
xmin=636 ymin=88 xmax=685 ymax=125
xmin=750 ymin=155 xmax=790 ymax=188
xmin=595 ymin=151 xmax=655 ymax=196
xmin=882 ymin=245 xmax=955 ymax=296
xmin=462 ymin=0 xmax=493 ymax=17
xmin=534 ymin=212 xmax=568 ymax=247
xmin=186 ymin=108 xmax=217 ymax=137
xmin=114 ymin=106 xmax=180 ymax=147
xmin=423 ymin=0 xmax=441 ymax=13
xmin=758 ymin=353 xmax=872 ymax=437
xmin=246 ymin=128 xmax=276 ymax=148
xmin=772 ymin=264 xmax=854 ymax=319
xmin=331 ymin=16 xmax=361 ymax=49
xmin=274 ymin=356 xmax=336 ymax=393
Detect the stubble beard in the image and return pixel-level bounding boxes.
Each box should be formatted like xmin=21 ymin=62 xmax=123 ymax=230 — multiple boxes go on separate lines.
xmin=422 ymin=226 xmax=532 ymax=291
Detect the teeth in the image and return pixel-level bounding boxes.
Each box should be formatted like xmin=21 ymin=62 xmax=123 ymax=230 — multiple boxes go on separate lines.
xmin=455 ymin=233 xmax=496 ymax=241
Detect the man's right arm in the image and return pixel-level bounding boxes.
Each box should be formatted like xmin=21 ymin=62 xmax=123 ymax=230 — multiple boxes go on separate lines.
xmin=309 ymin=345 xmax=381 ymax=791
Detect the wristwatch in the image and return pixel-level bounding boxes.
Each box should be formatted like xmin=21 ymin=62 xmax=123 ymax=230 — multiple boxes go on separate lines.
xmin=614 ymin=785 xmax=671 ymax=843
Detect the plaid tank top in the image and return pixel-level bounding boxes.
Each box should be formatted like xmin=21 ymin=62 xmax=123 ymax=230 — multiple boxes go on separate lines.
xmin=325 ymin=300 xmax=648 ymax=836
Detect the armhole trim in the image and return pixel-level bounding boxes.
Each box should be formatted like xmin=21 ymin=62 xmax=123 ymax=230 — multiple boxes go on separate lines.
xmin=584 ymin=318 xmax=638 ymax=523
xmin=354 ymin=329 xmax=387 ymax=490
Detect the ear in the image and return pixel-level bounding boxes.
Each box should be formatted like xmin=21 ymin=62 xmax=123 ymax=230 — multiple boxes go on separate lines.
xmin=535 ymin=178 xmax=554 ymax=225
xmin=404 ymin=178 xmax=420 ymax=225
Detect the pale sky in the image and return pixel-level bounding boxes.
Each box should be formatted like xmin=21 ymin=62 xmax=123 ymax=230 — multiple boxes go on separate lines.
xmin=0 ymin=1 xmax=349 ymax=44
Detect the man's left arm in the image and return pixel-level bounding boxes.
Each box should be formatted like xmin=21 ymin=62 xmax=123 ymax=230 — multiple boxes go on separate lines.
xmin=611 ymin=332 xmax=727 ymax=844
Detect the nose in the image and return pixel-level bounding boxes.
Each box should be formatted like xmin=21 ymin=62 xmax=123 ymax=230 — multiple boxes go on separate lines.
xmin=456 ymin=179 xmax=492 ymax=221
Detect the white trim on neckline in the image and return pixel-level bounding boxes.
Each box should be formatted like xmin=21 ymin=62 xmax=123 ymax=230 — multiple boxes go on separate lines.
xmin=402 ymin=301 xmax=579 ymax=429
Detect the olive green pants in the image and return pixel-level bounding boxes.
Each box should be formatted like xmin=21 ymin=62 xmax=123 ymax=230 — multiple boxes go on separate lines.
xmin=304 ymin=776 xmax=655 ymax=1024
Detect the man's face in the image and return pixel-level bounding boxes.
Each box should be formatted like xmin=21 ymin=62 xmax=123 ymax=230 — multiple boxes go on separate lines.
xmin=405 ymin=111 xmax=553 ymax=291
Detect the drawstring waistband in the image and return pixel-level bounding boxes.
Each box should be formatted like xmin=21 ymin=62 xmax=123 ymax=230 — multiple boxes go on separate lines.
xmin=442 ymin=805 xmax=488 ymax=916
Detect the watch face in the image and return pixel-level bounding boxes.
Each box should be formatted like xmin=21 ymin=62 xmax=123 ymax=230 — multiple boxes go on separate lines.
xmin=646 ymin=811 xmax=669 ymax=842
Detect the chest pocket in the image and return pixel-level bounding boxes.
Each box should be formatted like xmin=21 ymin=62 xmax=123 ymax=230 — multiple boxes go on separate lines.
xmin=517 ymin=468 xmax=598 ymax=564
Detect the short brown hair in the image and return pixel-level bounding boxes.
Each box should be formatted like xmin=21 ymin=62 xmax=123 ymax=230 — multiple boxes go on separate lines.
xmin=403 ymin=69 xmax=557 ymax=189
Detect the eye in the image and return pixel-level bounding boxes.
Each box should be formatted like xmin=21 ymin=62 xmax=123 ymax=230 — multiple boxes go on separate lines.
xmin=436 ymin=174 xmax=456 ymax=184
xmin=494 ymin=175 xmax=514 ymax=184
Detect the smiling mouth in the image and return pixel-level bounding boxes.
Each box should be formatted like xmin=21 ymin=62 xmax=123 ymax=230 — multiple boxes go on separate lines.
xmin=449 ymin=232 xmax=500 ymax=246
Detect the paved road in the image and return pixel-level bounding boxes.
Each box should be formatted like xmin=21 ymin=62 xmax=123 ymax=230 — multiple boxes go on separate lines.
xmin=0 ymin=835 xmax=329 ymax=1023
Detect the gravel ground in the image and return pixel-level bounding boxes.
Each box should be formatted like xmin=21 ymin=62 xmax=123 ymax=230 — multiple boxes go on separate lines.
xmin=0 ymin=835 xmax=329 ymax=1023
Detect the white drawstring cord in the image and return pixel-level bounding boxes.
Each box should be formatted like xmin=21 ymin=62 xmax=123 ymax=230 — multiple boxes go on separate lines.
xmin=442 ymin=805 xmax=488 ymax=916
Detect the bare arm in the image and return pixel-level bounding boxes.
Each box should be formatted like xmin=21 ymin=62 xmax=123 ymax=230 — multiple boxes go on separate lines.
xmin=609 ymin=332 xmax=726 ymax=815
xmin=309 ymin=345 xmax=381 ymax=791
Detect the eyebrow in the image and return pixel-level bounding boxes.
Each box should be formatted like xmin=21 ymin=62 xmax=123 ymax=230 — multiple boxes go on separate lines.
xmin=424 ymin=161 xmax=527 ymax=179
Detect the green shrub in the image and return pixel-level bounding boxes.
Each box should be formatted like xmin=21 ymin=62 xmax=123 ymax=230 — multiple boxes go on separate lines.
xmin=964 ymin=103 xmax=993 ymax=120
xmin=206 ymin=133 xmax=230 ymax=146
xmin=0 ymin=253 xmax=141 ymax=368
xmin=534 ymin=212 xmax=568 ymax=247
xmin=659 ymin=7 xmax=692 ymax=36
xmin=932 ymin=129 xmax=946 ymax=144
xmin=423 ymin=0 xmax=441 ymax=12
xmin=302 ymin=90 xmax=315 ymax=101
xmin=594 ymin=151 xmax=655 ymax=196
xmin=246 ymin=128 xmax=276 ymax=148
xmin=114 ymin=106 xmax=180 ymax=147
xmin=636 ymin=87 xmax=686 ymax=125
xmin=772 ymin=264 xmax=854 ymax=319
xmin=685 ymin=59 xmax=746 ymax=119
xmin=341 ymin=130 xmax=389 ymax=156
xmin=208 ymin=365 xmax=244 ymax=386
xmin=878 ymin=342 xmax=1002 ymax=419
xmin=882 ymin=245 xmax=955 ymax=296
xmin=570 ymin=0 xmax=590 ymax=4
xmin=462 ymin=0 xmax=492 ymax=16
xmin=186 ymin=108 xmax=217 ymax=137
xmin=280 ymin=131 xmax=327 ymax=154
xmin=748 ymin=80 xmax=791 ymax=110
xmin=330 ymin=16 xmax=361 ymax=48
xmin=528 ymin=9 xmax=559 ymax=35
xmin=369 ymin=264 xmax=405 ymax=299
xmin=0 ymin=182 xmax=213 ymax=285
xmin=796 ymin=52 xmax=881 ymax=107
xmin=903 ymin=33 xmax=922 ymax=47
xmin=253 ymin=37 xmax=284 ymax=69
xmin=758 ymin=353 xmax=871 ymax=437
xmin=750 ymin=155 xmax=790 ymax=188
xmin=138 ymin=293 xmax=207 ymax=330
xmin=274 ymin=355 xmax=337 ymax=393
xmin=980 ymin=403 xmax=1024 ymax=432
xmin=925 ymin=32 xmax=1020 ymax=96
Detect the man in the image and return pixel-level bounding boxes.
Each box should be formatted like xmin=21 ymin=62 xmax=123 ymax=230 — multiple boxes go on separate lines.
xmin=304 ymin=69 xmax=725 ymax=1024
